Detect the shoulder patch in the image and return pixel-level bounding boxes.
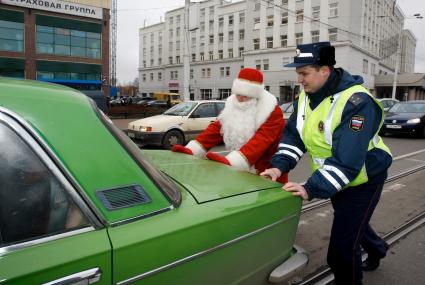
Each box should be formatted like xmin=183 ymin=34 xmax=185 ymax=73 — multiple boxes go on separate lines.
xmin=349 ymin=115 xmax=365 ymax=132
xmin=348 ymin=93 xmax=365 ymax=106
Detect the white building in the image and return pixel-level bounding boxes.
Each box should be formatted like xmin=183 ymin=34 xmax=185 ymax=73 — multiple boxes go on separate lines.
xmin=138 ymin=0 xmax=416 ymax=101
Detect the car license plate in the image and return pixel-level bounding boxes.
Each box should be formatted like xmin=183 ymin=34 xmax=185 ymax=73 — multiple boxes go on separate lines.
xmin=127 ymin=132 xmax=136 ymax=138
xmin=386 ymin=124 xmax=402 ymax=129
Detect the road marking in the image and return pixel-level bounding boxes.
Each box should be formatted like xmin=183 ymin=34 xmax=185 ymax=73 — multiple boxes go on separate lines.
xmin=404 ymin=158 xmax=425 ymax=163
xmin=383 ymin=183 xmax=406 ymax=193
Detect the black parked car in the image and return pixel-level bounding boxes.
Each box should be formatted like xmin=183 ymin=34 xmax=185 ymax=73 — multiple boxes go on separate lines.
xmin=380 ymin=100 xmax=425 ymax=137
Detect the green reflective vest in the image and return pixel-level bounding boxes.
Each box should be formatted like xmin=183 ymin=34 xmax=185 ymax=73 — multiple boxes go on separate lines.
xmin=296 ymin=85 xmax=391 ymax=188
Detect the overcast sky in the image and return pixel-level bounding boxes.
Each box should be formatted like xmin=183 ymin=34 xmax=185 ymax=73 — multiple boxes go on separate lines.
xmin=116 ymin=0 xmax=425 ymax=84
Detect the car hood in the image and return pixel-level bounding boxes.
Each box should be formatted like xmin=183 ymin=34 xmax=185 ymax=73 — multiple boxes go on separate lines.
xmin=128 ymin=115 xmax=184 ymax=131
xmin=385 ymin=112 xmax=424 ymax=120
xmin=142 ymin=150 xmax=282 ymax=203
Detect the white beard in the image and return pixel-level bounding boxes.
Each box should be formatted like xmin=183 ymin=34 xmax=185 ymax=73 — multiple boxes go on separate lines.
xmin=219 ymin=95 xmax=258 ymax=151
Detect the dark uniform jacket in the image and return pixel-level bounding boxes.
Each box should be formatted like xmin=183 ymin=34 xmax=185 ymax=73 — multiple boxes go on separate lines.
xmin=271 ymin=68 xmax=392 ymax=199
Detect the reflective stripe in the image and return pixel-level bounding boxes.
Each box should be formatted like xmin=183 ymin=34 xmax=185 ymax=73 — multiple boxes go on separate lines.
xmin=277 ymin=150 xmax=300 ymax=162
xmin=318 ymin=169 xmax=342 ymax=191
xmin=372 ymin=135 xmax=379 ymax=146
xmin=324 ymin=92 xmax=343 ymax=146
xmin=279 ymin=143 xmax=304 ymax=156
xmin=323 ymin=165 xmax=350 ymax=185
xmin=296 ymin=94 xmax=307 ymax=140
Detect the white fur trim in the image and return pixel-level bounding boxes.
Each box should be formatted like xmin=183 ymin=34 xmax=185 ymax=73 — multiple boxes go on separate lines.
xmin=232 ymin=78 xmax=264 ymax=98
xmin=186 ymin=140 xmax=206 ymax=157
xmin=255 ymin=90 xmax=278 ymax=128
xmin=226 ymin=151 xmax=250 ymax=171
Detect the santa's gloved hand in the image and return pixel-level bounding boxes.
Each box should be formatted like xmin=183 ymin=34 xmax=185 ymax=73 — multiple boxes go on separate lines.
xmin=171 ymin=144 xmax=193 ymax=155
xmin=206 ymin=152 xmax=230 ymax=165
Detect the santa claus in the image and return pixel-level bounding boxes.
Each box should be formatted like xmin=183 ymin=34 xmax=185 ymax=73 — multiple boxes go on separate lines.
xmin=172 ymin=68 xmax=288 ymax=183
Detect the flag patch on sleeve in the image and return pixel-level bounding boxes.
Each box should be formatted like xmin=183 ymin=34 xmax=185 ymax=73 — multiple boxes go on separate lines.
xmin=350 ymin=115 xmax=365 ymax=132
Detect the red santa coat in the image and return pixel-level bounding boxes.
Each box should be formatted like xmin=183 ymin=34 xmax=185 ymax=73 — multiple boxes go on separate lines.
xmin=186 ymin=92 xmax=288 ymax=183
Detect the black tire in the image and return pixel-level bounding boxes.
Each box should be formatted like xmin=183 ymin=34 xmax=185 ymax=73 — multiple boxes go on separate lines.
xmin=162 ymin=130 xmax=184 ymax=149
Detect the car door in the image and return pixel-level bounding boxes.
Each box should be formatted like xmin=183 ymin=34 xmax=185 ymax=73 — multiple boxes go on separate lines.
xmin=184 ymin=103 xmax=219 ymax=140
xmin=0 ymin=113 xmax=111 ymax=285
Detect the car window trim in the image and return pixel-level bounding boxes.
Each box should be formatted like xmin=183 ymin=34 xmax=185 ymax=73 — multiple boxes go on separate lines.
xmin=0 ymin=108 xmax=105 ymax=228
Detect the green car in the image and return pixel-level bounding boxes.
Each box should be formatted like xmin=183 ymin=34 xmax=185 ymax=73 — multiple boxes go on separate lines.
xmin=0 ymin=78 xmax=307 ymax=285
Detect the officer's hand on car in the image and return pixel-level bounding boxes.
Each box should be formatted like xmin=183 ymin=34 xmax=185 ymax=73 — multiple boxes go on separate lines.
xmin=283 ymin=182 xmax=309 ymax=201
xmin=260 ymin=168 xmax=282 ymax=182
xmin=171 ymin=144 xmax=193 ymax=155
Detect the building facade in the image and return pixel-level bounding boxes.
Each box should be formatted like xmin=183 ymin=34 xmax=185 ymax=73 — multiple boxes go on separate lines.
xmin=138 ymin=0 xmax=416 ymax=101
xmin=400 ymin=29 xmax=416 ymax=73
xmin=0 ymin=0 xmax=111 ymax=95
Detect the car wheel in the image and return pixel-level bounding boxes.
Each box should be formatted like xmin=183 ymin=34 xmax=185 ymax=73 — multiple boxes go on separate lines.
xmin=162 ymin=130 xmax=184 ymax=149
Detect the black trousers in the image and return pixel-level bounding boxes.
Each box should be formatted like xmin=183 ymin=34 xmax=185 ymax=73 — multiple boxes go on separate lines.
xmin=327 ymin=182 xmax=388 ymax=285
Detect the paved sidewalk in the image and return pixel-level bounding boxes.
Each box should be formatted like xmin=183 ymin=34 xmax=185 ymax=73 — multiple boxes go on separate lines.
xmin=112 ymin=118 xmax=136 ymax=130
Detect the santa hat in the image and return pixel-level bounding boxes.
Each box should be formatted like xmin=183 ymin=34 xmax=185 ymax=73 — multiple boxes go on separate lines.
xmin=231 ymin=68 xmax=265 ymax=99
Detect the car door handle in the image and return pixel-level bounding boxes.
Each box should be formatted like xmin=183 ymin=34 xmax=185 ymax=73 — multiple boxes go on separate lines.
xmin=43 ymin=267 xmax=102 ymax=285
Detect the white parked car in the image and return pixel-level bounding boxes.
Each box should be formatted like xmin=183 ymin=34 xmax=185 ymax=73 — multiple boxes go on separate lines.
xmin=378 ymin=98 xmax=399 ymax=111
xmin=126 ymin=100 xmax=225 ymax=149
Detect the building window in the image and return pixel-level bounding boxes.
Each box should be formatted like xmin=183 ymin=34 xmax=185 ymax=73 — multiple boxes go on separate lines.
xmin=228 ymin=48 xmax=233 ymax=58
xmin=200 ymin=52 xmax=205 ymax=61
xmin=209 ymin=34 xmax=214 ymax=44
xmin=220 ymin=66 xmax=230 ymax=77
xmin=176 ymin=56 xmax=180 ymax=63
xmin=176 ymin=15 xmax=181 ymax=25
xmin=209 ymin=51 xmax=214 ymax=60
xmin=312 ymin=6 xmax=320 ymax=20
xmin=281 ymin=35 xmax=287 ymax=47
xmin=142 ymin=74 xmax=146 ymax=82
xmin=229 ymin=31 xmax=234 ymax=41
xmin=311 ymin=30 xmax=320 ymax=43
xmin=169 ymin=29 xmax=173 ymax=38
xmin=0 ymin=19 xmax=24 ymax=52
xmin=209 ymin=6 xmax=214 ymax=15
xmin=170 ymin=70 xmax=178 ymax=79
xmin=206 ymin=68 xmax=211 ymax=77
xmin=254 ymin=17 xmax=260 ymax=30
xmin=329 ymin=3 xmax=338 ymax=18
xmin=254 ymin=2 xmax=261 ymax=11
xmin=158 ymin=72 xmax=162 ymax=81
xmin=150 ymin=59 xmax=154 ymax=66
xmin=296 ymin=10 xmax=304 ymax=22
xmin=158 ymin=58 xmax=162 ymax=65
xmin=239 ymin=30 xmax=245 ymax=40
xmin=36 ymin=25 xmax=101 ymax=59
xmin=150 ymin=73 xmax=154 ymax=81
xmin=371 ymin=63 xmax=376 ymax=75
xmin=191 ymin=53 xmax=196 ymax=62
xmin=218 ymin=50 xmax=223 ymax=59
xmin=254 ymin=38 xmax=260 ymax=50
xmin=220 ymin=67 xmax=225 ymax=77
xmin=266 ymin=37 xmax=273 ymax=48
xmin=190 ymin=69 xmax=193 ymax=79
xmin=169 ymin=57 xmax=173 ymax=64
xmin=363 ymin=59 xmax=368 ymax=74
xmin=329 ymin=28 xmax=338 ymax=42
xmin=267 ymin=15 xmax=274 ymax=27
xmin=295 ymin=33 xmax=303 ymax=45
xmin=255 ymin=60 xmax=261 ymax=70
xmin=219 ymin=17 xmax=224 ymax=27
xmin=239 ymin=12 xmax=245 ymax=23
xmin=142 ymin=60 xmax=146 ymax=68
xmin=219 ymin=33 xmax=224 ymax=43
xmin=219 ymin=89 xmax=232 ymax=99
xmin=281 ymin=12 xmax=288 ymax=25
xmin=239 ymin=47 xmax=244 ymax=56
xmin=225 ymin=66 xmax=230 ymax=77
xmin=263 ymin=59 xmax=269 ymax=71
xmin=282 ymin=0 xmax=288 ymax=6
xmin=201 ymin=89 xmax=212 ymax=100
xmin=229 ymin=15 xmax=234 ymax=26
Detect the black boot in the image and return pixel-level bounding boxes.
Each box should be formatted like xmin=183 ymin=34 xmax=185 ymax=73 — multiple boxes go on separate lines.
xmin=362 ymin=242 xmax=389 ymax=271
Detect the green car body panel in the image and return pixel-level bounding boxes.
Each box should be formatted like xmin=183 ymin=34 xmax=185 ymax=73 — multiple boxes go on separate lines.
xmin=0 ymin=78 xmax=303 ymax=284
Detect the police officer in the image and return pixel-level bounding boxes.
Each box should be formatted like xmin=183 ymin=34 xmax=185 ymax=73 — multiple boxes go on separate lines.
xmin=261 ymin=42 xmax=392 ymax=285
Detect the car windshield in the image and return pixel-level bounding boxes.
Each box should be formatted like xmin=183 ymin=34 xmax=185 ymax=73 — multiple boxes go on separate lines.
xmin=389 ymin=102 xmax=425 ymax=113
xmin=164 ymin=102 xmax=197 ymax=116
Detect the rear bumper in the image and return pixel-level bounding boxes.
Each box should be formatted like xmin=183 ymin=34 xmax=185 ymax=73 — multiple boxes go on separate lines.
xmin=125 ymin=129 xmax=164 ymax=146
xmin=269 ymin=245 xmax=309 ymax=283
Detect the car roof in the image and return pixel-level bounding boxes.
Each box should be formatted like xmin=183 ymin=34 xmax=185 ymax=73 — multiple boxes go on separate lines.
xmin=0 ymin=77 xmax=170 ymax=223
